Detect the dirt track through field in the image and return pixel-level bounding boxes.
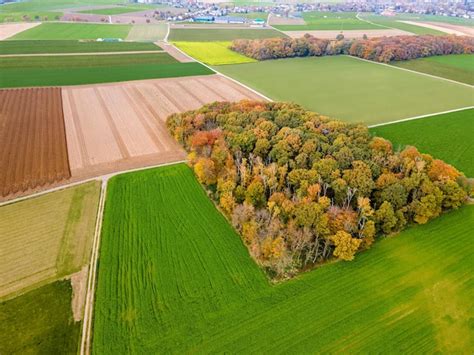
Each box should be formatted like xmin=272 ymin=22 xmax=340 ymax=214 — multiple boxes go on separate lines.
xmin=62 ymin=74 xmax=263 ymax=181
xmin=399 ymin=21 xmax=474 ymax=36
xmin=0 ymin=88 xmax=71 ymax=199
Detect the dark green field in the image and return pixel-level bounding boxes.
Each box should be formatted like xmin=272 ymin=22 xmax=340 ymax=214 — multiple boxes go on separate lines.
xmin=0 ymin=40 xmax=161 ymax=54
xmin=371 ymin=108 xmax=474 ymax=177
xmin=0 ymin=53 xmax=213 ymax=87
xmin=92 ymin=163 xmax=473 ymax=353
xmin=0 ymin=280 xmax=81 ymax=354
xmin=168 ymin=28 xmax=286 ymax=42
xmin=392 ymin=54 xmax=474 ymax=85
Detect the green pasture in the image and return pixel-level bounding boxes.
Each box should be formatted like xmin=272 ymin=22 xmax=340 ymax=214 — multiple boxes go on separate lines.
xmin=9 ymin=22 xmax=131 ymax=40
xmin=0 ymin=40 xmax=161 ymax=54
xmin=78 ymin=5 xmax=153 ymax=15
xmin=126 ymin=23 xmax=168 ymax=41
xmin=391 ymin=13 xmax=474 ymax=27
xmin=392 ymin=54 xmax=474 ymax=85
xmin=168 ymin=28 xmax=286 ymax=42
xmin=215 ymin=56 xmax=474 ymax=125
xmin=0 ymin=0 xmax=126 ymax=12
xmin=358 ymin=14 xmax=445 ymax=35
xmin=371 ymin=108 xmax=474 ymax=177
xmin=0 ymin=53 xmax=213 ymax=88
xmin=173 ymin=41 xmax=256 ymax=65
xmin=0 ymin=280 xmax=81 ymax=354
xmin=93 ymin=163 xmax=474 ymax=353
xmin=274 ymin=11 xmax=381 ymax=31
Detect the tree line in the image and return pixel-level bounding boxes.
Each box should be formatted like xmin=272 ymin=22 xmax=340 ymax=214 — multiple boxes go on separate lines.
xmin=167 ymin=101 xmax=469 ymax=278
xmin=230 ymin=34 xmax=474 ymax=63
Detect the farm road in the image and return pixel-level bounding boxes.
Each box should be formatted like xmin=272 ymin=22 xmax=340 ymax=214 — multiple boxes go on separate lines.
xmin=0 ymin=50 xmax=164 ymax=57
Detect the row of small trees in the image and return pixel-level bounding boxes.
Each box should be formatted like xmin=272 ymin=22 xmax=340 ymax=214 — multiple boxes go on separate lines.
xmin=230 ymin=34 xmax=474 ymax=62
xmin=167 ymin=101 xmax=469 ymax=278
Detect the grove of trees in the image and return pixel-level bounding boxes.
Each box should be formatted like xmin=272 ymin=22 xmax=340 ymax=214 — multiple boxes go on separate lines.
xmin=230 ymin=34 xmax=474 ymax=62
xmin=167 ymin=101 xmax=469 ymax=278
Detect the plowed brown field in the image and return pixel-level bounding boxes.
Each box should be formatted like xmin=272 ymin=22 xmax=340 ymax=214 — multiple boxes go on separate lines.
xmin=0 ymin=88 xmax=71 ymax=199
xmin=63 ymin=74 xmax=263 ymax=179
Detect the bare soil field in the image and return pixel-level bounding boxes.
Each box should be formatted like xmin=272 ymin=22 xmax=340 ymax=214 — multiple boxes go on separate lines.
xmin=0 ymin=23 xmax=41 ymax=40
xmin=283 ymin=28 xmax=413 ymax=39
xmin=0 ymin=181 xmax=100 ymax=300
xmin=63 ymin=75 xmax=263 ymax=180
xmin=399 ymin=21 xmax=474 ymax=36
xmin=0 ymin=88 xmax=71 ymax=199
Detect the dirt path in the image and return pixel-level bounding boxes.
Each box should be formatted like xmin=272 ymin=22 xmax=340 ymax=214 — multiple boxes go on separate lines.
xmin=399 ymin=21 xmax=473 ymax=36
xmin=155 ymin=40 xmax=194 ymax=62
xmin=71 ymin=266 xmax=88 ymax=321
xmin=0 ymin=50 xmax=164 ymax=58
xmin=0 ymin=23 xmax=41 ymax=40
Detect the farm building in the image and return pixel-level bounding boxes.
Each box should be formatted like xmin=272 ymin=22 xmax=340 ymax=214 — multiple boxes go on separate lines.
xmin=192 ymin=16 xmax=214 ymax=23
xmin=215 ymin=16 xmax=247 ymax=24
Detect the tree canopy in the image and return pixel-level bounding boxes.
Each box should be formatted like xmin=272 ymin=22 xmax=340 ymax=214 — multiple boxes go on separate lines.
xmin=167 ymin=101 xmax=468 ymax=278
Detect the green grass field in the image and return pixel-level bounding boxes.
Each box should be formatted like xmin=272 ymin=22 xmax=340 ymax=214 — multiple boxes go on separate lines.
xmin=78 ymin=5 xmax=152 ymax=15
xmin=93 ymin=163 xmax=474 ymax=353
xmin=173 ymin=41 xmax=256 ymax=65
xmin=371 ymin=109 xmax=474 ymax=177
xmin=0 ymin=0 xmax=126 ymax=12
xmin=391 ymin=13 xmax=474 ymax=27
xmin=0 ymin=280 xmax=81 ymax=354
xmin=392 ymin=54 xmax=474 ymax=85
xmin=126 ymin=24 xmax=168 ymax=41
xmin=10 ymin=22 xmax=131 ymax=40
xmin=215 ymin=56 xmax=474 ymax=125
xmin=0 ymin=11 xmax=61 ymax=22
xmin=0 ymin=52 xmax=213 ymax=88
xmin=168 ymin=28 xmax=286 ymax=42
xmin=274 ymin=11 xmax=381 ymax=31
xmin=0 ymin=40 xmax=161 ymax=54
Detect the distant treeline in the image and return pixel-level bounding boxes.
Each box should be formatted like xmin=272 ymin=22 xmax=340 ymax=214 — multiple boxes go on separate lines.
xmin=230 ymin=34 xmax=474 ymax=63
xmin=167 ymin=101 xmax=469 ymax=278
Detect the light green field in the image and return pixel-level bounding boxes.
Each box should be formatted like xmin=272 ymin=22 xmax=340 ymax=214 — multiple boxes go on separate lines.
xmin=0 ymin=181 xmax=100 ymax=300
xmin=274 ymin=11 xmax=381 ymax=31
xmin=392 ymin=13 xmax=474 ymax=27
xmin=371 ymin=109 xmax=474 ymax=177
xmin=78 ymin=4 xmax=155 ymax=15
xmin=392 ymin=54 xmax=474 ymax=85
xmin=173 ymin=41 xmax=256 ymax=65
xmin=0 ymin=52 xmax=213 ymax=88
xmin=215 ymin=56 xmax=474 ymax=125
xmin=358 ymin=14 xmax=446 ymax=35
xmin=126 ymin=23 xmax=168 ymax=41
xmin=93 ymin=163 xmax=474 ymax=353
xmin=0 ymin=40 xmax=161 ymax=54
xmin=168 ymin=28 xmax=287 ymax=42
xmin=0 ymin=280 xmax=81 ymax=354
xmin=10 ymin=22 xmax=131 ymax=40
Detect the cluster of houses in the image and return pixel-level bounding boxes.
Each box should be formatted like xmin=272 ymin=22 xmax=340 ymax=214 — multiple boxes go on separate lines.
xmin=191 ymin=15 xmax=266 ymax=25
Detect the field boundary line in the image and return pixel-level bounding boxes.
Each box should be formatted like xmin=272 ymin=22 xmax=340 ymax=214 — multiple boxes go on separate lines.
xmin=0 ymin=50 xmax=165 ymax=58
xmin=368 ymin=106 xmax=474 ymax=128
xmin=355 ymin=12 xmax=392 ymax=29
xmin=80 ymin=179 xmax=107 ymax=355
xmin=164 ymin=41 xmax=274 ymax=102
xmin=347 ymin=55 xmax=474 ymax=88
xmin=0 ymin=159 xmax=186 ymax=207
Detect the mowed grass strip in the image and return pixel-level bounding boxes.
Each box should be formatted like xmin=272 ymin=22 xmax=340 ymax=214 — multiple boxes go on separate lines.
xmin=0 ymin=53 xmax=213 ymax=87
xmin=93 ymin=163 xmax=474 ymax=353
xmin=215 ymin=56 xmax=474 ymax=125
xmin=391 ymin=54 xmax=474 ymax=85
xmin=0 ymin=280 xmax=81 ymax=354
xmin=371 ymin=108 xmax=474 ymax=177
xmin=274 ymin=11 xmax=381 ymax=31
xmin=0 ymin=181 xmax=100 ymax=299
xmin=168 ymin=28 xmax=287 ymax=42
xmin=93 ymin=164 xmax=268 ymax=354
xmin=0 ymin=40 xmax=161 ymax=54
xmin=9 ymin=22 xmax=131 ymax=40
xmin=173 ymin=41 xmax=256 ymax=65
xmin=126 ymin=23 xmax=168 ymax=41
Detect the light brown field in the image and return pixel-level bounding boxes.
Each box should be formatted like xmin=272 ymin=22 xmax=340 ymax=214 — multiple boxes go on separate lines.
xmin=268 ymin=15 xmax=306 ymax=26
xmin=0 ymin=181 xmax=100 ymax=300
xmin=283 ymin=28 xmax=413 ymax=39
xmin=63 ymin=74 xmax=264 ymax=180
xmin=399 ymin=21 xmax=474 ymax=36
xmin=0 ymin=22 xmax=41 ymax=40
xmin=156 ymin=41 xmax=195 ymax=62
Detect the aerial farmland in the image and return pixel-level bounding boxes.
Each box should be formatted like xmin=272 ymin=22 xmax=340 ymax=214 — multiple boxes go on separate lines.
xmin=0 ymin=0 xmax=473 ymax=354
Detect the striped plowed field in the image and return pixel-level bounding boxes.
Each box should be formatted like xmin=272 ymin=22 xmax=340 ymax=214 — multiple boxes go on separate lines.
xmin=62 ymin=74 xmax=264 ymax=179
xmin=0 ymin=87 xmax=71 ymax=200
